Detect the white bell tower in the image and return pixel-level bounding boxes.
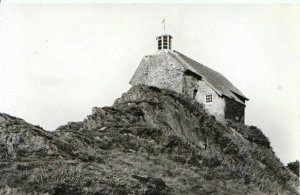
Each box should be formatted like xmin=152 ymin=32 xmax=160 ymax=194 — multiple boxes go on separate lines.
xmin=156 ymin=34 xmax=173 ymax=51
xmin=156 ymin=18 xmax=172 ymax=51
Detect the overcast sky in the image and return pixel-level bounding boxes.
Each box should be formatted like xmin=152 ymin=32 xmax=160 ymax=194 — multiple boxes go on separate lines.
xmin=0 ymin=4 xmax=299 ymax=164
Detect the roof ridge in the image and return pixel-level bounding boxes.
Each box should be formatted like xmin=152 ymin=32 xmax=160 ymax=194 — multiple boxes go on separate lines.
xmin=173 ymin=50 xmax=223 ymax=76
xmin=171 ymin=50 xmax=248 ymax=102
xmin=168 ymin=51 xmax=223 ymax=96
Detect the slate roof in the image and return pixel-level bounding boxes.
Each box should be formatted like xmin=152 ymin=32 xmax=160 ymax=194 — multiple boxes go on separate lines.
xmin=168 ymin=50 xmax=249 ymax=104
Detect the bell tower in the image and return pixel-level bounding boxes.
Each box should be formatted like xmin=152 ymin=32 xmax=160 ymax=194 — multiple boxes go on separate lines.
xmin=156 ymin=34 xmax=173 ymax=51
xmin=156 ymin=18 xmax=172 ymax=51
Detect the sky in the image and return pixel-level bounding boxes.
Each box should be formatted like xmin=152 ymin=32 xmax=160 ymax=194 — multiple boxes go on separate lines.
xmin=0 ymin=4 xmax=299 ymax=164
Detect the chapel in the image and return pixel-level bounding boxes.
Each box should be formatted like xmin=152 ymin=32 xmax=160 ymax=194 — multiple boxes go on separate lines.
xmin=130 ymin=34 xmax=249 ymax=123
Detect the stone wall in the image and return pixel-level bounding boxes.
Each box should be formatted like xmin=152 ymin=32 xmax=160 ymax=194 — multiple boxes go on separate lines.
xmin=182 ymin=73 xmax=225 ymax=121
xmin=196 ymin=80 xmax=225 ymax=121
xmin=224 ymin=97 xmax=245 ymax=123
xmin=130 ymin=56 xmax=151 ymax=86
xmin=182 ymin=71 xmax=200 ymax=98
xmin=130 ymin=52 xmax=184 ymax=94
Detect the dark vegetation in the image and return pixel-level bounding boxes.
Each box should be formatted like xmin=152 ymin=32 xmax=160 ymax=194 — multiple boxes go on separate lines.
xmin=287 ymin=160 xmax=299 ymax=176
xmin=0 ymin=85 xmax=298 ymax=194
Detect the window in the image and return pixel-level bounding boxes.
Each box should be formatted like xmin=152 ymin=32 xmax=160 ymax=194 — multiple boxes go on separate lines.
xmin=193 ymin=89 xmax=198 ymax=99
xmin=205 ymin=94 xmax=212 ymax=103
xmin=157 ymin=36 xmax=162 ymax=50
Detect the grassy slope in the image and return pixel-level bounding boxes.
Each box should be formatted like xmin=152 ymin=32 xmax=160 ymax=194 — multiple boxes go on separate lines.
xmin=0 ymin=85 xmax=298 ymax=194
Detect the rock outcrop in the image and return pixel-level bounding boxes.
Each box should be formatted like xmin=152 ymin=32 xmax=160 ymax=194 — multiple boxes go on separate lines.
xmin=0 ymin=85 xmax=298 ymax=194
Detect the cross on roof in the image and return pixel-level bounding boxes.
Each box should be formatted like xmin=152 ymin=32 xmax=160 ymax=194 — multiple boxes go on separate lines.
xmin=162 ymin=18 xmax=166 ymax=32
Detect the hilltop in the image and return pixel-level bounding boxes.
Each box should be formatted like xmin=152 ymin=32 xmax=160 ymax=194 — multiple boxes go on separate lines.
xmin=0 ymin=85 xmax=298 ymax=194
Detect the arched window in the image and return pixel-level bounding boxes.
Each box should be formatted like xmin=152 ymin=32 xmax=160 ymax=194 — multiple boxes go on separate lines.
xmin=193 ymin=89 xmax=198 ymax=99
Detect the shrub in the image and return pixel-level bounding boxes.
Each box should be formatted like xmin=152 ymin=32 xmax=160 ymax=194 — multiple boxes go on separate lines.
xmin=247 ymin=126 xmax=271 ymax=148
xmin=229 ymin=123 xmax=271 ymax=148
xmin=287 ymin=160 xmax=299 ymax=176
xmin=202 ymin=156 xmax=221 ymax=168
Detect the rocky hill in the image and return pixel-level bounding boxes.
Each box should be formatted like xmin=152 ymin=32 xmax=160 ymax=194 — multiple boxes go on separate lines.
xmin=0 ymin=85 xmax=298 ymax=194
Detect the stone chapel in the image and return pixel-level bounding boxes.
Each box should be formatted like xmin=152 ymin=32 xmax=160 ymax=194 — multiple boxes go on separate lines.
xmin=130 ymin=34 xmax=249 ymax=123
